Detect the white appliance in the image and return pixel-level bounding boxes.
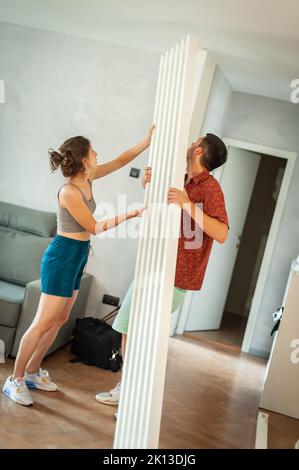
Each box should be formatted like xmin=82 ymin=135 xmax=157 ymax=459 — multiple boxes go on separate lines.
xmin=259 ymin=256 xmax=299 ymax=419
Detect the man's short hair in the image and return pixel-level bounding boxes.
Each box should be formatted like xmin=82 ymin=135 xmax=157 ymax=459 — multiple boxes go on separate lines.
xmin=201 ymin=133 xmax=227 ymax=171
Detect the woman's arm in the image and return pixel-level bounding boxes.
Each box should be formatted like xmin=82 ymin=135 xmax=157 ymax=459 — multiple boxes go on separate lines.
xmin=95 ymin=208 xmax=143 ymax=234
xmin=92 ymin=125 xmax=155 ymax=180
xmin=59 ymin=186 xmax=143 ymax=235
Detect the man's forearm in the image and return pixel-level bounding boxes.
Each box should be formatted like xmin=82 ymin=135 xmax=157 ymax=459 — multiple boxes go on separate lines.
xmin=184 ymin=202 xmax=228 ymax=244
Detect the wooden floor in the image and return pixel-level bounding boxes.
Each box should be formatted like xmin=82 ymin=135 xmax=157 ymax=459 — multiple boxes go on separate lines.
xmin=184 ymin=311 xmax=248 ymax=348
xmin=0 ymin=335 xmax=297 ymax=449
xmin=263 ymin=408 xmax=299 ymax=449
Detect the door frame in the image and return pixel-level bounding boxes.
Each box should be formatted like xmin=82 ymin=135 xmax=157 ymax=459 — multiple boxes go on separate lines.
xmin=177 ymin=137 xmax=297 ymax=354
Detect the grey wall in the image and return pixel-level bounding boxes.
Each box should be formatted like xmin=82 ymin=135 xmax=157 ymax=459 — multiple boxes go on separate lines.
xmin=224 ymin=92 xmax=299 ymax=356
xmin=0 ymin=22 xmax=159 ymax=316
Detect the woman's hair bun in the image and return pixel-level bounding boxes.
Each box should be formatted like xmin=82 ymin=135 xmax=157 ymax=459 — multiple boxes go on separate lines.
xmin=49 ymin=149 xmax=63 ymax=172
xmin=48 ymin=136 xmax=90 ymax=177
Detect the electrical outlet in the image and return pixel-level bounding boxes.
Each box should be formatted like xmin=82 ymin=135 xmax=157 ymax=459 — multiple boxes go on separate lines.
xmin=102 ymin=294 xmax=120 ymax=307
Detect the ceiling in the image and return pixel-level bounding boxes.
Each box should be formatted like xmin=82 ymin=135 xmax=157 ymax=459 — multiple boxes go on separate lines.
xmin=1 ymin=0 xmax=298 ymax=101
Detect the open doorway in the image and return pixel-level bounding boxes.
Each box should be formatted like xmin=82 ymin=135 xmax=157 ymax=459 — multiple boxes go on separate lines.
xmin=176 ymin=140 xmax=296 ymax=353
xmin=188 ymin=151 xmax=286 ymax=348
xmin=222 ymin=153 xmax=286 ymax=346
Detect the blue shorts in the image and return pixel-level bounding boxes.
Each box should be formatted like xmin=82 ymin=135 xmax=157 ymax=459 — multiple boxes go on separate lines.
xmin=41 ymin=235 xmax=90 ymax=297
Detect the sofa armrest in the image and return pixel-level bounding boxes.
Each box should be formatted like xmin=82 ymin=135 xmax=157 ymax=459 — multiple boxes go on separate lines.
xmin=11 ymin=273 xmax=92 ymax=357
xmin=11 ymin=279 xmax=42 ymax=357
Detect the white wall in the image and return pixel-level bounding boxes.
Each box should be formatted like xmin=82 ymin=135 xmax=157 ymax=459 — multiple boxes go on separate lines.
xmin=0 ymin=22 xmax=159 ymax=316
xmin=201 ymin=66 xmax=233 ymax=136
xmin=224 ymin=92 xmax=299 ymax=356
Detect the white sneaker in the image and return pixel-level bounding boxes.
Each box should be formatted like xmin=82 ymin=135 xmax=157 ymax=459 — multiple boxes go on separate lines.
xmin=25 ymin=369 xmax=57 ymax=392
xmin=95 ymin=382 xmax=121 ymax=405
xmin=2 ymin=376 xmax=34 ymax=406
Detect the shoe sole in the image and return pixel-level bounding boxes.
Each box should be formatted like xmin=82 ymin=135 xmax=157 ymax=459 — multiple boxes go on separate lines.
xmin=2 ymin=388 xmax=33 ymax=406
xmin=95 ymin=398 xmax=119 ymax=406
xmin=25 ymin=380 xmax=57 ymax=392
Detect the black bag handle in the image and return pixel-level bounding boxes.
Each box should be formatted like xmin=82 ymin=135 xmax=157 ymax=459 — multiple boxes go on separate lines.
xmin=101 ymin=305 xmax=121 ymax=324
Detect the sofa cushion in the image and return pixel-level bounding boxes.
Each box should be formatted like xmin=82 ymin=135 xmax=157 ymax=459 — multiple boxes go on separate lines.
xmin=0 ymin=201 xmax=56 ymax=238
xmin=0 ymin=280 xmax=25 ymax=327
xmin=0 ymin=226 xmax=52 ymax=286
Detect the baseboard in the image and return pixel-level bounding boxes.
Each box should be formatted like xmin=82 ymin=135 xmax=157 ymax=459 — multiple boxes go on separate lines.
xmin=249 ymin=347 xmax=270 ymax=359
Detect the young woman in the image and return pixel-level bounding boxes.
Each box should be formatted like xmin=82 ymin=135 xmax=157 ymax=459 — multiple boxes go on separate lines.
xmin=2 ymin=126 xmax=154 ymax=406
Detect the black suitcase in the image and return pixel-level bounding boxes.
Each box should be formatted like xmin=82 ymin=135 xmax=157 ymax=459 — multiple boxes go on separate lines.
xmin=70 ymin=316 xmax=122 ymax=371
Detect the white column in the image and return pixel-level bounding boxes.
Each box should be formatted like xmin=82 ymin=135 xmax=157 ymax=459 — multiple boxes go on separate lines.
xmin=114 ymin=35 xmax=209 ymax=449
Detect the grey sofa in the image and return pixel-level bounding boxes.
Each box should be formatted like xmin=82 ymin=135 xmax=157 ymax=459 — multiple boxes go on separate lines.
xmin=0 ymin=200 xmax=92 ymax=358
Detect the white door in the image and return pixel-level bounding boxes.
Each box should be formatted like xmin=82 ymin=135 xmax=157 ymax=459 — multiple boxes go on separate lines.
xmin=184 ymin=147 xmax=261 ymax=331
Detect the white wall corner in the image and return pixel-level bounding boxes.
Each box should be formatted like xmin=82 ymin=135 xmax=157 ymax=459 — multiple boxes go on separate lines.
xmin=0 ymin=79 xmax=5 ymax=103
xmin=189 ymin=50 xmax=216 ymax=143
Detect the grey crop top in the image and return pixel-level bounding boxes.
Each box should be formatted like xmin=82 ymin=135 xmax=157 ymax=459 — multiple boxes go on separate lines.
xmin=57 ymin=179 xmax=96 ymax=233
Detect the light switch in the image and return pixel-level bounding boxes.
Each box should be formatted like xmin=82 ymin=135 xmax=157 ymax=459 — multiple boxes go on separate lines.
xmin=130 ymin=168 xmax=140 ymax=178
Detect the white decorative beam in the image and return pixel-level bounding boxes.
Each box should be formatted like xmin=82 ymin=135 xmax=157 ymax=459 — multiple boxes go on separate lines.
xmin=255 ymin=412 xmax=269 ymax=449
xmin=114 ymin=36 xmax=215 ymax=449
